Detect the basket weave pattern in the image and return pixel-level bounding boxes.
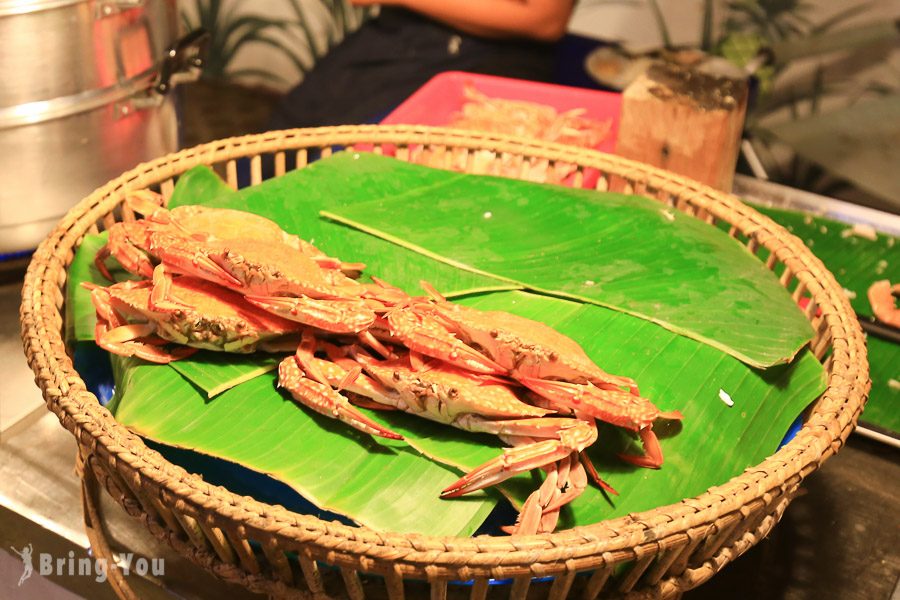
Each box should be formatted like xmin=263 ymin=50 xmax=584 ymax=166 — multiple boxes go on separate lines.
xmin=20 ymin=125 xmax=869 ymax=599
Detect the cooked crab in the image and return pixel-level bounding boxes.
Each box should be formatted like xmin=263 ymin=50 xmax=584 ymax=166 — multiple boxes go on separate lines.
xmin=383 ymin=289 xmax=682 ymax=469
xmin=97 ymin=191 xmax=364 ymax=284
xmin=84 ymin=267 xmax=303 ymax=363
xmin=278 ymin=340 xmax=604 ymax=534
xmin=148 ymin=233 xmax=367 ymax=299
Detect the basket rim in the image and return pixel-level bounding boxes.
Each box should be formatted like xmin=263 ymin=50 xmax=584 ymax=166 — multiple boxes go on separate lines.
xmin=20 ymin=124 xmax=870 ymax=574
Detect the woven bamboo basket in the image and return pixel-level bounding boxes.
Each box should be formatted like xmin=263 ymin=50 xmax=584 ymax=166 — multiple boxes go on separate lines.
xmin=21 ymin=125 xmax=869 ymax=600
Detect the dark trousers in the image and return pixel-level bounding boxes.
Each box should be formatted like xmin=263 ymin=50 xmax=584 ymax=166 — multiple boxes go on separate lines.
xmin=267 ymin=8 xmax=557 ymax=129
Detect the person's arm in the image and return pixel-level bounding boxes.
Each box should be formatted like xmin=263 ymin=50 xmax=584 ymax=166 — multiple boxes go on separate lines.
xmin=351 ymin=0 xmax=575 ymax=42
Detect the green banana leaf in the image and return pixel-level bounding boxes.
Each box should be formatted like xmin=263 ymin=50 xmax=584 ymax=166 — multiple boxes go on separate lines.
xmin=67 ymin=231 xmax=143 ymax=343
xmin=749 ymin=203 xmax=899 ymax=434
xmin=167 ymin=154 xmax=813 ymax=368
xmin=749 ymin=204 xmax=899 ymax=318
xmin=168 ymin=163 xmax=234 ymax=206
xmin=108 ymin=356 xmax=498 ymax=536
xmin=861 ymin=336 xmax=900 ymax=433
xmin=169 ymin=353 xmax=282 ymax=398
xmin=316 ymin=154 xmax=813 ymax=368
xmin=67 ymin=232 xmax=111 ymax=343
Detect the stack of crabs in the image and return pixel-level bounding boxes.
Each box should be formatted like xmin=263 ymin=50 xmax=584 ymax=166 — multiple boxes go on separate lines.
xmin=86 ymin=191 xmax=683 ymax=535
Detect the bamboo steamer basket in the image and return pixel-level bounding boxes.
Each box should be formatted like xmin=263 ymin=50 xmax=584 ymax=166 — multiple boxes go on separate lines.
xmin=20 ymin=125 xmax=869 ymax=599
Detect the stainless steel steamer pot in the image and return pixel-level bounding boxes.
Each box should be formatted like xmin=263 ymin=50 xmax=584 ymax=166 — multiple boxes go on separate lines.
xmin=0 ymin=0 xmax=199 ymax=254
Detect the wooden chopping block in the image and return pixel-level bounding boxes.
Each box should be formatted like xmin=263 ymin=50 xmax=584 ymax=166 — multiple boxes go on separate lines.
xmin=614 ymin=62 xmax=748 ymax=192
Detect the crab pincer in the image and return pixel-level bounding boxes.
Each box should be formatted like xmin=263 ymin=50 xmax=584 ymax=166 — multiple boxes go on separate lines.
xmin=519 ymin=377 xmax=683 ymax=468
xmin=277 ymin=335 xmax=403 ymax=441
xmin=384 ymin=306 xmax=507 ymax=375
xmin=868 ymin=279 xmax=900 ymax=328
xmin=244 ymin=295 xmax=377 ymax=334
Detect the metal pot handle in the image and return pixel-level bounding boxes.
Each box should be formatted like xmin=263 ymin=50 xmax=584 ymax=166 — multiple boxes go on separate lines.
xmin=127 ymin=28 xmax=208 ymax=111
xmin=154 ymin=28 xmax=210 ymax=95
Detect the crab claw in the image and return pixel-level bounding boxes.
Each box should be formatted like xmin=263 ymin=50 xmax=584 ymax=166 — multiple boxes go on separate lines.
xmin=519 ymin=377 xmax=682 ymax=469
xmin=386 ymin=307 xmax=506 ymax=376
xmin=148 ymin=233 xmax=244 ymax=289
xmin=122 ymin=190 xmax=170 ymax=221
xmin=519 ymin=377 xmax=659 ymax=429
xmin=96 ymin=223 xmax=158 ymax=280
xmin=617 ymin=427 xmax=664 ymax=469
xmin=93 ymin=316 xmax=197 ymax=363
xmin=245 ymin=295 xmax=376 ymax=334
xmin=277 ymin=355 xmax=403 ymax=440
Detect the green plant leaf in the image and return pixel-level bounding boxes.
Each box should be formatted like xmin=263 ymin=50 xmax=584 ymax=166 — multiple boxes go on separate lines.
xmin=749 ymin=203 xmax=899 ymax=317
xmin=66 ymin=233 xmax=110 ymax=343
xmin=746 ymin=203 xmax=899 ymax=434
xmin=109 ymin=356 xmax=497 ymax=536
xmin=169 ymin=352 xmax=284 ymax=398
xmin=168 ymin=163 xmax=233 ymax=206
xmin=319 ymin=153 xmax=813 ymax=368
xmin=859 ymin=335 xmax=900 ymax=434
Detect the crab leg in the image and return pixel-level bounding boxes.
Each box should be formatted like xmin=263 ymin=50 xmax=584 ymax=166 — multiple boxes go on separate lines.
xmin=148 ymin=264 xmax=191 ymax=311
xmin=362 ymin=276 xmax=411 ymax=307
xmin=523 ymin=397 xmax=620 ymax=494
xmin=440 ymin=417 xmax=596 ymax=497
xmin=504 ymin=458 xmax=559 ymax=536
xmin=296 ymin=340 xmax=402 ymax=406
xmin=277 ymin=354 xmax=403 ymax=440
xmin=88 ymin=284 xmax=196 ymax=363
xmin=96 ymin=223 xmax=158 ymax=280
xmin=97 ymin=323 xmax=198 ymax=363
xmin=310 ymin=253 xmax=367 ymax=276
xmin=519 ymin=376 xmax=682 ymax=469
xmin=578 ymin=451 xmax=618 ymax=495
xmin=502 ymin=452 xmax=590 ymax=535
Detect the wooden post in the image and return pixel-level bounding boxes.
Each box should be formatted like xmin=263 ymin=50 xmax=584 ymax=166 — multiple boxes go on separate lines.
xmin=614 ymin=63 xmax=748 ymax=192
